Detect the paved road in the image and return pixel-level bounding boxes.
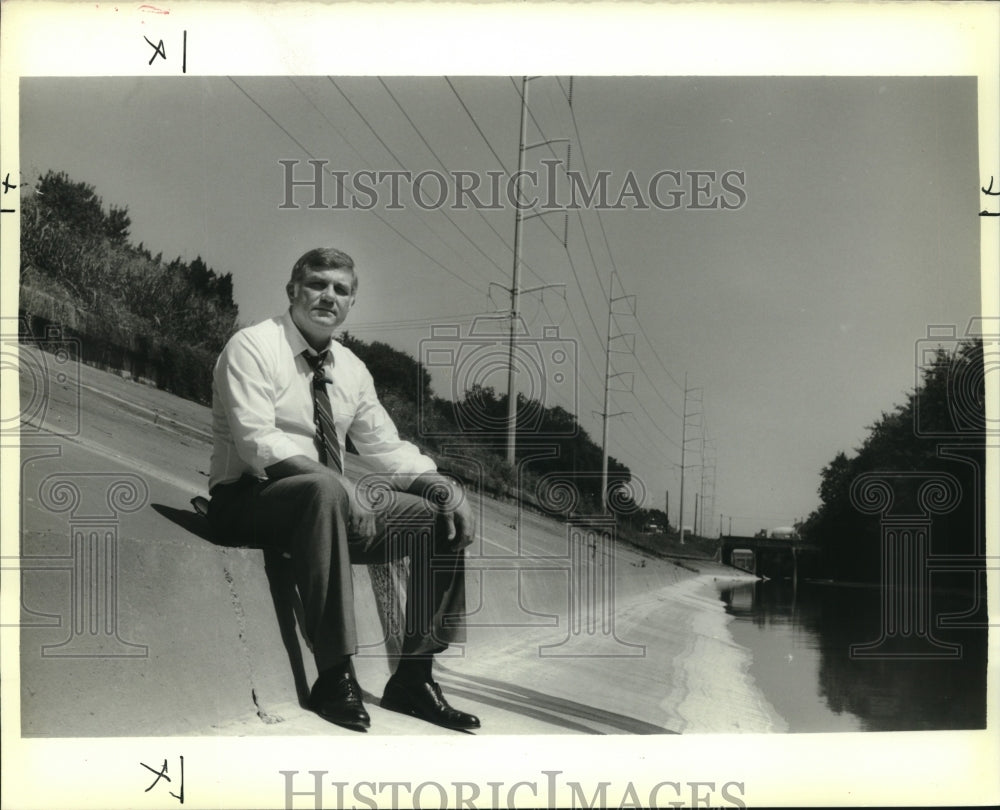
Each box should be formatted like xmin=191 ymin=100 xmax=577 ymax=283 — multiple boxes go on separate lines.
xmin=14 ymin=347 xmax=765 ymax=738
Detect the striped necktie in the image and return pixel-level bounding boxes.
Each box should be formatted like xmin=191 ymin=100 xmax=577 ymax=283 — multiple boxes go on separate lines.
xmin=304 ymin=350 xmax=343 ymax=473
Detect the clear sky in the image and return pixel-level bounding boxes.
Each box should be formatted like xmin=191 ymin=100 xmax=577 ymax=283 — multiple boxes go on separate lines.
xmin=18 ymin=75 xmax=982 ymax=534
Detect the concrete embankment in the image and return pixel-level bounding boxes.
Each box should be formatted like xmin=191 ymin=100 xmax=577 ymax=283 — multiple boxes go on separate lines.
xmin=15 ymin=349 xmax=782 ymax=736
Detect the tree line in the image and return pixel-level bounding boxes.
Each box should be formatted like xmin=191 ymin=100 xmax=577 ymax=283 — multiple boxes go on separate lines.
xmin=20 ymin=170 xmax=239 ymax=402
xmin=799 ymin=338 xmax=985 ymax=583
xmin=339 ymin=332 xmax=635 ymax=514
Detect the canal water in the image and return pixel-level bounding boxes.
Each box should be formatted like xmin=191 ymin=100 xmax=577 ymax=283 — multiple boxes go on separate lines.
xmin=717 ymin=578 xmax=988 ymax=732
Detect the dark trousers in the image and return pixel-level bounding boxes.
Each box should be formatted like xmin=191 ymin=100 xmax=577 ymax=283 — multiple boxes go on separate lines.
xmin=207 ymin=473 xmax=467 ymax=671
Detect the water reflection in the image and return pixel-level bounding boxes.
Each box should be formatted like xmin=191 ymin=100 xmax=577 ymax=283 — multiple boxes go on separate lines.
xmin=719 ymin=579 xmax=987 ymax=732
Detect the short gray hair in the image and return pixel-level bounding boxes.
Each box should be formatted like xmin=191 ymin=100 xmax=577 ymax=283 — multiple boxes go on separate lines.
xmin=289 ymin=247 xmax=358 ymax=292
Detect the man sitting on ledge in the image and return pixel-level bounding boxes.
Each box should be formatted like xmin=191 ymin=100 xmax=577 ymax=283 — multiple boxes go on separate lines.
xmin=206 ymin=246 xmax=479 ymax=732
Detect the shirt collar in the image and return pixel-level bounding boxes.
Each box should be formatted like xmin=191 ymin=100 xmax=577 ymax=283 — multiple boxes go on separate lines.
xmin=280 ymin=309 xmax=337 ymax=364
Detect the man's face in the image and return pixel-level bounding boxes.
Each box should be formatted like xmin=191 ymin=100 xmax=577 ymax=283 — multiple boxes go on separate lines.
xmin=287 ymin=266 xmax=356 ymax=347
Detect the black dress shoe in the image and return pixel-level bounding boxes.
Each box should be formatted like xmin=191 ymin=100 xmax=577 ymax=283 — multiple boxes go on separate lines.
xmin=309 ymin=672 xmax=371 ymax=731
xmin=381 ymin=677 xmax=481 ymax=731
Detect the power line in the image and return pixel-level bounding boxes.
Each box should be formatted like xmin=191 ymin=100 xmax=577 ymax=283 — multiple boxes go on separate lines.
xmin=229 ymin=77 xmax=486 ymax=296
xmin=444 ymin=77 xmax=512 ymax=173
xmin=634 ymin=317 xmax=685 ymax=395
xmin=560 ymin=78 xmax=686 ymax=457
xmin=345 ymin=311 xmax=485 ymax=331
xmin=291 ymin=75 xmax=483 ymax=284
xmin=615 ymin=413 xmax=682 ymax=478
xmin=379 ymin=76 xmax=611 ymax=461
xmin=506 ymin=77 xmax=595 ymax=256
xmin=494 ymin=80 xmax=617 ymax=404
xmin=628 ymin=389 xmax=683 ymax=451
xmin=515 ymin=77 xmax=685 ymax=481
xmin=440 ymin=78 xmax=557 ymax=289
xmin=230 ymin=77 xmax=318 ymax=166
xmin=564 ymin=78 xmax=685 ymax=397
xmin=327 ymin=77 xmax=502 ymax=289
xmin=564 ymin=79 xmax=617 ymax=273
xmin=505 ymin=78 xmax=614 ymax=361
xmin=376 ymin=77 xmax=522 ymax=282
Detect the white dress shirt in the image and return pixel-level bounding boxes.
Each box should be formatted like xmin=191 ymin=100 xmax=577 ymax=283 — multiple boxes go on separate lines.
xmin=209 ymin=310 xmax=436 ymax=490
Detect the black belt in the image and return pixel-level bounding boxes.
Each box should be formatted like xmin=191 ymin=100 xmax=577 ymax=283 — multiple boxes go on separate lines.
xmin=209 ymin=474 xmax=261 ymax=499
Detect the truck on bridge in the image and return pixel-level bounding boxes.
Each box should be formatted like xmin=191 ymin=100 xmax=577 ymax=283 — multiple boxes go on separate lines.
xmin=721 ymin=531 xmax=817 ymax=581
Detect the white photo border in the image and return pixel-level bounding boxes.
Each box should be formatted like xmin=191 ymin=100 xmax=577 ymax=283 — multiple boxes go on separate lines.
xmin=1 ymin=2 xmax=997 ymax=808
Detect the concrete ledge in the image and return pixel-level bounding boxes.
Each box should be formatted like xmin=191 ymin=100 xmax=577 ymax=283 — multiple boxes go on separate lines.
xmin=18 ymin=438 xmax=409 ymax=736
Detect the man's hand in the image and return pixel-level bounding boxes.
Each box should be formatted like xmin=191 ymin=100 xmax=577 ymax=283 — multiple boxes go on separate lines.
xmin=410 ymin=472 xmax=476 ymax=550
xmin=442 ymin=489 xmax=475 ymax=550
xmin=265 ymin=455 xmax=376 ymax=541
xmin=347 ymin=482 xmax=377 ymax=542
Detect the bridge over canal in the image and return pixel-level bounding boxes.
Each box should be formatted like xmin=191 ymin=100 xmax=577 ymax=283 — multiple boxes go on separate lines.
xmin=720 ymin=535 xmax=821 ymax=582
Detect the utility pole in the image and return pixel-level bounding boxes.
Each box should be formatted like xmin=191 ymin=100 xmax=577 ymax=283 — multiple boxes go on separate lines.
xmin=729 ymin=516 xmax=733 ymax=536
xmin=719 ymin=512 xmax=723 ymax=537
xmin=505 ymin=76 xmax=530 ymax=466
xmin=693 ymin=492 xmax=699 ymax=536
xmin=599 ymin=271 xmax=634 ymax=513
xmin=699 ymin=435 xmax=706 ymax=537
xmin=678 ymin=373 xmax=688 ymax=545
xmin=502 ymin=77 xmax=568 ymax=467
xmin=678 ymin=375 xmax=704 ymax=545
xmin=600 ymin=269 xmax=614 ymax=512
xmin=699 ymin=435 xmax=717 ymax=540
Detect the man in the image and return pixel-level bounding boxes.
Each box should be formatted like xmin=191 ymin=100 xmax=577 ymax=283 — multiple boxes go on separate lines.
xmin=207 ymin=246 xmax=479 ymax=732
